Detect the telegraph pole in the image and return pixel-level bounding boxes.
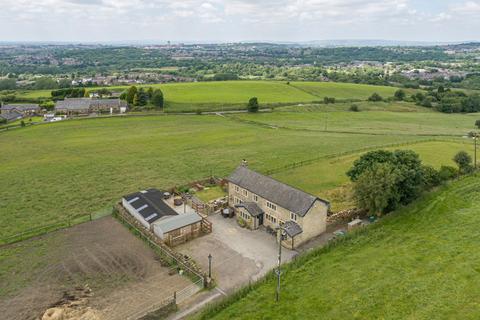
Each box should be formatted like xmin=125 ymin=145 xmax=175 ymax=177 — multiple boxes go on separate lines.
xmin=275 ymin=228 xmax=285 ymax=302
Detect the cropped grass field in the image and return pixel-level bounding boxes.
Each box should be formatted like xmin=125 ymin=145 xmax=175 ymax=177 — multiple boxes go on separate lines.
xmin=1 ymin=114 xmax=434 ymax=239
xmin=0 ymin=105 xmax=475 ymax=239
xmin=199 ymin=175 xmax=480 ymax=320
xmin=14 ymin=81 xmax=404 ymax=112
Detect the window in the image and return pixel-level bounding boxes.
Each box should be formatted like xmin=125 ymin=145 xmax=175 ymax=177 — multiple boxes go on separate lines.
xmin=235 ymin=185 xmax=240 ymax=193
xmin=242 ymin=189 xmax=248 ymax=197
xmin=266 ymin=201 xmax=277 ymax=211
xmin=253 ymin=195 xmax=258 ymax=202
xmin=290 ymin=212 xmax=297 ymax=221
xmin=234 ymin=197 xmax=241 ymax=205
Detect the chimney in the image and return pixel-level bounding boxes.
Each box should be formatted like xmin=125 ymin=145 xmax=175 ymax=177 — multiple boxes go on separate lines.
xmin=241 ymin=159 xmax=248 ymax=167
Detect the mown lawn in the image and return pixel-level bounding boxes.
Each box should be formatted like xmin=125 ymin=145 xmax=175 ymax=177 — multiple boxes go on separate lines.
xmin=200 ymin=175 xmax=480 ymax=320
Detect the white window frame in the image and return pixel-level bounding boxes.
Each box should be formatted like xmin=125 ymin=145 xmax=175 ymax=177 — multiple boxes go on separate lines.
xmin=253 ymin=195 xmax=258 ymax=202
xmin=242 ymin=189 xmax=248 ymax=197
xmin=267 ymin=201 xmax=277 ymax=211
xmin=290 ymin=212 xmax=297 ymax=221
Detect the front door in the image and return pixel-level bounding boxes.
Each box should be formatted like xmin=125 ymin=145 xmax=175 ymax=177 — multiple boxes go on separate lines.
xmin=258 ymin=213 xmax=264 ymax=226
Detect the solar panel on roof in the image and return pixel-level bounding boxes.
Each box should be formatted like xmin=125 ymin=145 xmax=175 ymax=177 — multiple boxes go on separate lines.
xmin=145 ymin=213 xmax=158 ymax=222
xmin=137 ymin=204 xmax=149 ymax=212
xmin=128 ymin=196 xmax=140 ymax=204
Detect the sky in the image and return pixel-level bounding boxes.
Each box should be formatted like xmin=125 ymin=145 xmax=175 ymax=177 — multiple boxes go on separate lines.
xmin=0 ymin=0 xmax=479 ymax=43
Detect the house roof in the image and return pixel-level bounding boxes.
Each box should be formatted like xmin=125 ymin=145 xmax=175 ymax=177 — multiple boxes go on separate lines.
xmin=0 ymin=110 xmax=23 ymax=121
xmin=283 ymin=221 xmax=303 ymax=238
xmin=153 ymin=213 xmax=202 ymax=234
xmin=123 ymin=188 xmax=178 ymax=224
xmin=235 ymin=202 xmax=264 ymax=217
xmin=55 ymin=98 xmax=126 ymax=111
xmin=2 ymin=104 xmax=40 ymax=111
xmin=55 ymin=98 xmax=92 ymax=110
xmin=228 ymin=166 xmax=329 ymax=217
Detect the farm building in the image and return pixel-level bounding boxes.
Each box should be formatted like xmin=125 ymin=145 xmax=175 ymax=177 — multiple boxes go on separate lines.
xmin=122 ymin=189 xmax=204 ymax=246
xmin=1 ymin=104 xmax=40 ymax=116
xmin=227 ymin=165 xmax=330 ymax=249
xmin=0 ymin=110 xmax=23 ymax=122
xmin=55 ymin=98 xmax=127 ymax=115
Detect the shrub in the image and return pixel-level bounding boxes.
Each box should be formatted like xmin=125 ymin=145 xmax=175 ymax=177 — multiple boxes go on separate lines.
xmin=475 ymin=120 xmax=480 ymax=129
xmin=324 ymin=97 xmax=336 ymax=104
xmin=368 ymin=93 xmax=383 ymax=102
xmin=421 ymin=165 xmax=442 ymax=189
xmin=394 ymin=89 xmax=406 ymax=101
xmin=20 ymin=120 xmax=26 ymax=127
xmin=237 ymin=217 xmax=246 ymax=228
xmin=247 ymin=97 xmax=259 ymax=113
xmin=453 ymin=151 xmax=473 ymax=174
xmin=349 ymin=104 xmax=360 ymax=112
xmin=438 ymin=165 xmax=458 ymax=181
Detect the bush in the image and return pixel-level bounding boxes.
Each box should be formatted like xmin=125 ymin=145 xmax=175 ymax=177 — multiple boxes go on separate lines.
xmin=475 ymin=120 xmax=480 ymax=129
xmin=453 ymin=151 xmax=473 ymax=174
xmin=421 ymin=165 xmax=442 ymax=189
xmin=324 ymin=97 xmax=336 ymax=104
xmin=368 ymin=93 xmax=383 ymax=102
xmin=247 ymin=97 xmax=259 ymax=113
xmin=394 ymin=89 xmax=406 ymax=101
xmin=438 ymin=166 xmax=458 ymax=181
xmin=237 ymin=217 xmax=246 ymax=228
xmin=20 ymin=120 xmax=26 ymax=127
xmin=349 ymin=104 xmax=360 ymax=112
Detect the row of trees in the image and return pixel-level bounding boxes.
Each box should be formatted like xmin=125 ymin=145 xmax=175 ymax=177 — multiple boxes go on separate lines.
xmin=349 ymin=149 xmax=473 ymax=216
xmin=121 ymin=86 xmax=164 ymax=108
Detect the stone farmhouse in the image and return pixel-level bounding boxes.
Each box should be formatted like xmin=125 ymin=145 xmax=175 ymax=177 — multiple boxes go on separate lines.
xmin=122 ymin=189 xmax=204 ymax=246
xmin=55 ymin=98 xmax=127 ymax=115
xmin=227 ymin=165 xmax=330 ymax=249
xmin=1 ymin=104 xmax=40 ymax=116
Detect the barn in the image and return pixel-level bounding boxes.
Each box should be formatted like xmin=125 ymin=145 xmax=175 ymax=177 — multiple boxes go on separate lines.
xmin=122 ymin=189 xmax=203 ymax=246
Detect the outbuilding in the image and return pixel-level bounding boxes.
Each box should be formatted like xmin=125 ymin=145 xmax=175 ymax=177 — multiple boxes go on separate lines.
xmin=122 ymin=188 xmax=204 ymax=246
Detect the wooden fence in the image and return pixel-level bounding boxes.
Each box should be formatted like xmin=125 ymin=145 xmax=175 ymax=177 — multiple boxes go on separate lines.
xmin=0 ymin=209 xmax=112 ymax=246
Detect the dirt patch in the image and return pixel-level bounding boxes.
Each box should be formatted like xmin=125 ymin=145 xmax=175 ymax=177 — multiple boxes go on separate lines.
xmin=0 ymin=216 xmax=193 ymax=320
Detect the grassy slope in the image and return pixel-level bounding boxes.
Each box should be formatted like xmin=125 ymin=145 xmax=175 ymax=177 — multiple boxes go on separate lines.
xmin=236 ymin=107 xmax=478 ymax=136
xmin=202 ymin=175 xmax=480 ymax=320
xmin=273 ymin=140 xmax=473 ymax=211
xmin=15 ymin=81 xmax=402 ymax=108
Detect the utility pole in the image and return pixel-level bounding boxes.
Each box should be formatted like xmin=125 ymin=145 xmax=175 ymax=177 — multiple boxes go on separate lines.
xmin=275 ymin=228 xmax=285 ymax=302
xmin=474 ymin=133 xmax=478 ymax=169
xmin=208 ymin=254 xmax=212 ymax=279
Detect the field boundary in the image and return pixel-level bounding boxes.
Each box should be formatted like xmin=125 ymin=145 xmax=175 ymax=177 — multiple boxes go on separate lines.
xmin=263 ymin=138 xmax=465 ymax=176
xmin=0 ymin=209 xmax=112 ymax=246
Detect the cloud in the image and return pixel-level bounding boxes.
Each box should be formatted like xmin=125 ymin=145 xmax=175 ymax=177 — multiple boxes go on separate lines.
xmin=0 ymin=0 xmax=478 ymax=42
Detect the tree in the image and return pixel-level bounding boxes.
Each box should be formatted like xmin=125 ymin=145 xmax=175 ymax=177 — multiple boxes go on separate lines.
xmin=353 ymin=163 xmax=400 ymax=216
xmin=151 ymin=89 xmax=164 ymax=108
xmin=394 ymin=89 xmax=406 ymax=101
xmin=248 ymin=97 xmax=259 ymax=112
xmin=147 ymin=87 xmax=154 ymax=99
xmin=136 ymin=88 xmax=148 ymax=106
xmin=347 ymin=149 xmax=425 ymax=210
xmin=476 ymin=120 xmax=480 ymax=129
xmin=126 ymin=86 xmax=138 ymax=104
xmin=34 ymin=77 xmax=58 ymax=90
xmin=453 ymin=151 xmax=473 ymax=174
xmin=0 ymin=78 xmax=17 ymax=90
xmin=368 ymin=93 xmax=383 ymax=102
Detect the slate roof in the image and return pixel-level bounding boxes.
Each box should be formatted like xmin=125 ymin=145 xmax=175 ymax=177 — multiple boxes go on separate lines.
xmin=55 ymin=98 xmax=126 ymax=111
xmin=0 ymin=110 xmax=23 ymax=121
xmin=55 ymin=98 xmax=92 ymax=110
xmin=2 ymin=104 xmax=40 ymax=111
xmin=235 ymin=202 xmax=264 ymax=217
xmin=123 ymin=188 xmax=178 ymax=224
xmin=154 ymin=213 xmax=202 ymax=233
xmin=228 ymin=166 xmax=329 ymax=217
xmin=283 ymin=220 xmax=303 ymax=238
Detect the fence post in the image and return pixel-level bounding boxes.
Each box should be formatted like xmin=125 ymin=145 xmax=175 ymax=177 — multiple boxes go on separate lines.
xmin=173 ymin=291 xmax=177 ymax=305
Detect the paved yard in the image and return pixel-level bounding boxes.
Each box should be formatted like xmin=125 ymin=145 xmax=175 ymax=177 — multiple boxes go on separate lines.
xmin=176 ymin=213 xmax=297 ymax=293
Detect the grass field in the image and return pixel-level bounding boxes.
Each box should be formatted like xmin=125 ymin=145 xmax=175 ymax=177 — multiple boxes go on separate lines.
xmin=195 ymin=186 xmax=226 ymax=202
xmin=2 ymin=114 xmax=436 ymax=239
xmin=13 ymin=81 xmax=404 ymax=112
xmin=273 ymin=140 xmax=473 ymax=210
xmin=236 ymin=106 xmax=478 ymax=136
xmin=199 ymin=175 xmax=480 ymax=319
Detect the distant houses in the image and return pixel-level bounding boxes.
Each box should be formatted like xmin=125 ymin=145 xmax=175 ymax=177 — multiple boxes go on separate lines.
xmin=1 ymin=104 xmax=40 ymax=116
xmin=55 ymin=98 xmax=128 ymax=115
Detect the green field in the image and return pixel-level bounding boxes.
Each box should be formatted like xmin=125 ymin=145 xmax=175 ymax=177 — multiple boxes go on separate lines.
xmin=0 ymin=105 xmax=476 ymax=240
xmin=199 ymin=175 xmax=480 ymax=319
xmin=14 ymin=81 xmax=404 ymax=112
